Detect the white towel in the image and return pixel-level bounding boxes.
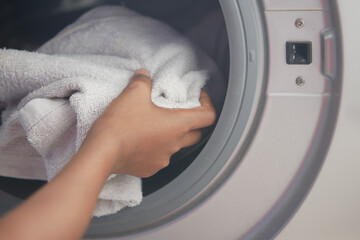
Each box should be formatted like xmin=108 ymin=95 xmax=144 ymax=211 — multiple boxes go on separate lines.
xmin=0 ymin=6 xmax=225 ymax=217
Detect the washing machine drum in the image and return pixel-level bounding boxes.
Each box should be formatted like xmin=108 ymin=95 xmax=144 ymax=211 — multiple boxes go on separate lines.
xmin=0 ymin=0 xmax=342 ymax=239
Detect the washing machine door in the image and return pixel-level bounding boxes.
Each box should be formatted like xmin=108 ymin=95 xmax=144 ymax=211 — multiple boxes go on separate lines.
xmin=85 ymin=0 xmax=340 ymax=239
xmin=0 ymin=0 xmax=342 ymax=239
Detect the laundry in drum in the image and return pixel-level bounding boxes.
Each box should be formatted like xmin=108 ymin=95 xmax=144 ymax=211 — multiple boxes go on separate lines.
xmin=0 ymin=6 xmax=225 ymax=217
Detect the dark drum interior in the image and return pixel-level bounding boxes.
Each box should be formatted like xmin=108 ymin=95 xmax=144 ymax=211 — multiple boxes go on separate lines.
xmin=0 ymin=0 xmax=229 ymax=200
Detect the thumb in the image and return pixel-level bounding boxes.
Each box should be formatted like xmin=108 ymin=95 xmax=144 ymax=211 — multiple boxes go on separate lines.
xmin=130 ymin=69 xmax=151 ymax=84
xmin=124 ymin=69 xmax=152 ymax=98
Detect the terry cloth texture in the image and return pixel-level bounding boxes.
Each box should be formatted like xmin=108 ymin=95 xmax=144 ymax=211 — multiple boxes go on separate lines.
xmin=0 ymin=6 xmax=225 ymax=217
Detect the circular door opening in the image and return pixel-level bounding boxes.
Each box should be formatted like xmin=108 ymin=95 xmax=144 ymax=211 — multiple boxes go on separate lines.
xmin=0 ymin=0 xmax=230 ymax=202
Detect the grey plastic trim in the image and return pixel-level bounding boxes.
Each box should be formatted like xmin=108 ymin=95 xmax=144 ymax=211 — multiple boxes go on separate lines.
xmin=321 ymin=27 xmax=336 ymax=82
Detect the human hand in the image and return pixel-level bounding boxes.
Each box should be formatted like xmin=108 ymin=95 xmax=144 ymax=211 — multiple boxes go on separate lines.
xmin=0 ymin=69 xmax=216 ymax=240
xmin=79 ymin=69 xmax=216 ymax=178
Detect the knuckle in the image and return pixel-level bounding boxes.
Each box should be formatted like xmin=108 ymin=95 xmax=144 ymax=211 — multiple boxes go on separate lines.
xmin=155 ymin=156 xmax=170 ymax=169
xmin=140 ymin=172 xmax=154 ymax=178
xmin=177 ymin=119 xmax=191 ymax=134
xmin=182 ymin=124 xmax=192 ymax=133
xmin=140 ymin=168 xmax=159 ymax=178
xmin=176 ymin=126 xmax=188 ymax=137
xmin=171 ymin=144 xmax=181 ymax=153
xmin=159 ymin=159 xmax=170 ymax=169
xmin=195 ymin=130 xmax=203 ymax=140
xmin=206 ymin=107 xmax=217 ymax=125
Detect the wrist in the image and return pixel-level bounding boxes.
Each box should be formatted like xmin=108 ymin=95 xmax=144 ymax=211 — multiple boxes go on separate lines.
xmin=78 ymin=129 xmax=125 ymax=177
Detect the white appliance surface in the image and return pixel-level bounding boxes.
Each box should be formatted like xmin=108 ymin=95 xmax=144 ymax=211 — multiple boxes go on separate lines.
xmin=277 ymin=1 xmax=360 ymax=239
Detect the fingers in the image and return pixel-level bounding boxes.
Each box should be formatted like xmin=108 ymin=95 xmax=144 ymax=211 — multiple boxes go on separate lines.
xmin=127 ymin=69 xmax=152 ymax=90
xmin=182 ymin=91 xmax=217 ymax=130
xmin=199 ymin=90 xmax=213 ymax=108
xmin=130 ymin=69 xmax=151 ymax=82
xmin=120 ymin=69 xmax=152 ymax=100
xmin=181 ymin=130 xmax=202 ymax=148
xmin=125 ymin=72 xmax=216 ymax=131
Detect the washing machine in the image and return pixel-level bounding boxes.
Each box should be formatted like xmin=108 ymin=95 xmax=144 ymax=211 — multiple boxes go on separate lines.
xmin=0 ymin=0 xmax=359 ymax=239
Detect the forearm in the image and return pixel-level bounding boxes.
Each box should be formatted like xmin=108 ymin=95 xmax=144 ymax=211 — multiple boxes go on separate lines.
xmin=0 ymin=139 xmax=115 ymax=240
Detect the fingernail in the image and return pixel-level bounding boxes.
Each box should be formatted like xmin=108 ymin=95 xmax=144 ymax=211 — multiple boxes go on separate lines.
xmin=133 ymin=69 xmax=150 ymax=78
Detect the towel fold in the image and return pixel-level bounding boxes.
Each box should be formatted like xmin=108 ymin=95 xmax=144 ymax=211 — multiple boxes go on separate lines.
xmin=0 ymin=6 xmax=225 ymax=217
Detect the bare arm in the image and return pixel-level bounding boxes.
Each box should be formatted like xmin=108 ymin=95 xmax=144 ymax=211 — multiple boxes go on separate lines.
xmin=0 ymin=69 xmax=216 ymax=240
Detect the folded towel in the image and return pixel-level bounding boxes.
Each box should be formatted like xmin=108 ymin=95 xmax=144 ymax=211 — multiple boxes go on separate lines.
xmin=0 ymin=6 xmax=225 ymax=217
